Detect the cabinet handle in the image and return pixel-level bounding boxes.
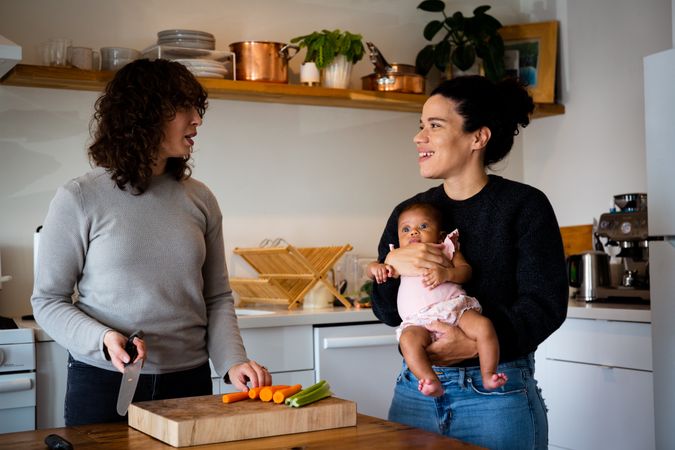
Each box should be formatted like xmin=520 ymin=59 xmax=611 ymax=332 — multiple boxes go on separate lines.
xmin=323 ymin=334 xmax=397 ymax=349
xmin=0 ymin=377 xmax=33 ymax=393
xmin=548 ymin=357 xmax=652 ymax=372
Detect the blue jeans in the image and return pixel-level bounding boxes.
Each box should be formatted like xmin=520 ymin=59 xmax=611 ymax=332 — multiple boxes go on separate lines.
xmin=388 ymin=354 xmax=548 ymax=450
xmin=65 ymin=354 xmax=212 ymax=426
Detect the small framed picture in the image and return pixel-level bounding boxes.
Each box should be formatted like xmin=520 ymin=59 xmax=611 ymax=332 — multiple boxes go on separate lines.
xmin=499 ymin=21 xmax=559 ymax=103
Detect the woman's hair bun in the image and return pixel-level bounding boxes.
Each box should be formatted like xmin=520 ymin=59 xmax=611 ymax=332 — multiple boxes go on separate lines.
xmin=496 ymin=77 xmax=535 ymax=133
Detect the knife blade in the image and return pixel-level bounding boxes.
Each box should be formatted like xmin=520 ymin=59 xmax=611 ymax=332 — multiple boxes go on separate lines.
xmin=116 ymin=330 xmax=144 ymax=416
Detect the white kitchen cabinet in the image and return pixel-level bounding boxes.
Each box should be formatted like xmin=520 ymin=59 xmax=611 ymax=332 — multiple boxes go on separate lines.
xmin=220 ymin=325 xmax=314 ymax=394
xmin=31 ymin=311 xmax=391 ymax=427
xmin=35 ymin=340 xmax=68 ymax=429
xmin=314 ymin=323 xmax=402 ymax=419
xmin=537 ymin=317 xmax=654 ymax=450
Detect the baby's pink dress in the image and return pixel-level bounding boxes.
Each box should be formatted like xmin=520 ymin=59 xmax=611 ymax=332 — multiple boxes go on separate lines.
xmin=394 ymin=230 xmax=481 ymax=341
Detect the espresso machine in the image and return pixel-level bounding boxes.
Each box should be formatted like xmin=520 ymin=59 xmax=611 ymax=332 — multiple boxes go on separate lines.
xmin=594 ymin=193 xmax=656 ymax=302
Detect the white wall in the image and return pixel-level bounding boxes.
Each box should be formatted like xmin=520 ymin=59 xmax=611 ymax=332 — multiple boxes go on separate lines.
xmin=1 ymin=0 xmax=671 ymax=318
xmin=523 ymin=0 xmax=672 ymax=226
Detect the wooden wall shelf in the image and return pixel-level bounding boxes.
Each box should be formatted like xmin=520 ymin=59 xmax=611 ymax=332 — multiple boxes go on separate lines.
xmin=1 ymin=64 xmax=564 ymax=117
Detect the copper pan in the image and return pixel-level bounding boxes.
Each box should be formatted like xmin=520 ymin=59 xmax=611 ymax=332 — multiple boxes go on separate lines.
xmin=229 ymin=41 xmax=299 ymax=83
xmin=361 ymin=63 xmax=425 ymax=94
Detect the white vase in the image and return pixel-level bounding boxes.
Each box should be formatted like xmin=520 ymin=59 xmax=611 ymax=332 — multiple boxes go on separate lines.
xmin=322 ymin=55 xmax=352 ymax=89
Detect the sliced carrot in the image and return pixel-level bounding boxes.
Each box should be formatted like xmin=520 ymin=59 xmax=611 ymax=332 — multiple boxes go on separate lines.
xmin=259 ymin=385 xmax=290 ymax=402
xmin=248 ymin=386 xmax=265 ymax=399
xmin=222 ymin=391 xmax=250 ymax=404
xmin=273 ymin=384 xmax=302 ymax=404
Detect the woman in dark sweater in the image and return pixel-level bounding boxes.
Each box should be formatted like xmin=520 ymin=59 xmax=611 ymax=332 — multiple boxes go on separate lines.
xmin=371 ymin=75 xmax=568 ymax=449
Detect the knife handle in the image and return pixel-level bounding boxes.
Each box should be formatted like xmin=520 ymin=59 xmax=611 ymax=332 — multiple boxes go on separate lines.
xmin=124 ymin=330 xmax=144 ymax=367
xmin=44 ymin=434 xmax=73 ymax=450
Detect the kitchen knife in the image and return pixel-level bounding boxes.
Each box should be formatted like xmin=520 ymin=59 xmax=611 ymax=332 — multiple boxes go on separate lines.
xmin=116 ymin=330 xmax=144 ymax=416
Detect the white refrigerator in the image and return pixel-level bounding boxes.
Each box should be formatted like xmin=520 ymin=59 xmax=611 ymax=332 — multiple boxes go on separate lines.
xmin=644 ymin=47 xmax=675 ymax=450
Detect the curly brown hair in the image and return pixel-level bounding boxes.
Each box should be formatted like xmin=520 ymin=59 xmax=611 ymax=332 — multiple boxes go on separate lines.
xmin=88 ymin=58 xmax=208 ymax=194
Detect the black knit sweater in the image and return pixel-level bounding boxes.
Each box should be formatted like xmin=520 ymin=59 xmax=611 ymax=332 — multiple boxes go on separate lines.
xmin=371 ymin=175 xmax=568 ymax=364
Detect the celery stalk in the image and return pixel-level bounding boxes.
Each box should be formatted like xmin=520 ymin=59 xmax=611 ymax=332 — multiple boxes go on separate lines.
xmin=285 ymin=379 xmax=327 ymax=405
xmin=288 ymin=382 xmax=332 ymax=407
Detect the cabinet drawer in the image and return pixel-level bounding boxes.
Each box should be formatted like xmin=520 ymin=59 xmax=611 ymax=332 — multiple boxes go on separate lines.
xmin=314 ymin=323 xmax=401 ymax=419
xmin=241 ymin=325 xmax=313 ymax=373
xmin=209 ymin=325 xmax=313 ymax=379
xmin=0 ymin=407 xmax=35 ymax=433
xmin=546 ymin=318 xmax=651 ymax=371
xmin=0 ymin=372 xmax=36 ymax=409
xmin=546 ymin=359 xmax=654 ymax=450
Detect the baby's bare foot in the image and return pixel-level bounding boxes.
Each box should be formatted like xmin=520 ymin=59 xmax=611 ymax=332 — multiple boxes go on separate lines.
xmin=482 ymin=372 xmax=508 ymax=390
xmin=418 ymin=378 xmax=444 ymax=397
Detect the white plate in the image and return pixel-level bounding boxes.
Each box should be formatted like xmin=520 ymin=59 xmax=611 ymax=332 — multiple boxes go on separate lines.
xmin=158 ymin=36 xmax=214 ymax=43
xmin=190 ymin=69 xmax=226 ymax=78
xmin=178 ymin=62 xmax=227 ymax=75
xmin=185 ymin=65 xmax=227 ymax=74
xmin=173 ymin=58 xmax=224 ymax=67
xmin=157 ymin=40 xmax=215 ymax=50
xmin=141 ymin=45 xmax=234 ymax=63
xmin=158 ymin=29 xmax=214 ymax=39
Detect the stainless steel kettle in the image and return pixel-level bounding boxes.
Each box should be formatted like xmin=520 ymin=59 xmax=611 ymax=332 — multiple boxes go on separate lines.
xmin=567 ymin=251 xmax=611 ymax=301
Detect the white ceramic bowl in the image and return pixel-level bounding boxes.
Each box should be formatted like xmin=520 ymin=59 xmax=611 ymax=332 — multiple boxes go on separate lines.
xmin=100 ymin=47 xmax=141 ymax=71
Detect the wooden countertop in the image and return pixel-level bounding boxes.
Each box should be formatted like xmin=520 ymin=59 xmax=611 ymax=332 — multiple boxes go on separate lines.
xmin=0 ymin=415 xmax=483 ymax=449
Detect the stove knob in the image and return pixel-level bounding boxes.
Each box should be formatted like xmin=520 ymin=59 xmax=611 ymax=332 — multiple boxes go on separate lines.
xmin=621 ymin=221 xmax=632 ymax=235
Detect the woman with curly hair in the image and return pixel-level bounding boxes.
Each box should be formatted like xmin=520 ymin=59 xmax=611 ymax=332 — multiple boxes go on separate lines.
xmin=31 ymin=59 xmax=271 ymax=426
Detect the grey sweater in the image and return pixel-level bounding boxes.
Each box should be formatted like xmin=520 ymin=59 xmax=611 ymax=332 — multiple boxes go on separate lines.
xmin=31 ymin=167 xmax=248 ymax=376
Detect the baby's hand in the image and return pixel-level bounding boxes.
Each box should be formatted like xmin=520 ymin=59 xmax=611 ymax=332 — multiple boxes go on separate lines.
xmin=370 ymin=263 xmax=395 ymax=284
xmin=422 ymin=266 xmax=449 ymax=289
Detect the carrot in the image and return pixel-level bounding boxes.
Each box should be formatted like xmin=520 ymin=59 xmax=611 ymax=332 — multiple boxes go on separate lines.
xmin=248 ymin=386 xmax=265 ymax=399
xmin=273 ymin=384 xmax=302 ymax=404
xmin=259 ymin=385 xmax=290 ymax=402
xmin=222 ymin=391 xmax=250 ymax=404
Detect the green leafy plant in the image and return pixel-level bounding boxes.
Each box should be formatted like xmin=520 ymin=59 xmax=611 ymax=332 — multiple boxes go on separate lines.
xmin=290 ymin=29 xmax=365 ymax=69
xmin=415 ymin=1 xmax=505 ymax=82
xmin=359 ymin=279 xmax=373 ymax=303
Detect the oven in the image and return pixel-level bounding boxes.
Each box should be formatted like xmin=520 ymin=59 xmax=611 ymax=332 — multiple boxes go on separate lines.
xmin=0 ymin=323 xmax=36 ymax=433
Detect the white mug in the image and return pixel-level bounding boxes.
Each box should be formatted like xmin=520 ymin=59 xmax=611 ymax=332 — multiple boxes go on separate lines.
xmin=68 ymin=46 xmax=97 ymax=70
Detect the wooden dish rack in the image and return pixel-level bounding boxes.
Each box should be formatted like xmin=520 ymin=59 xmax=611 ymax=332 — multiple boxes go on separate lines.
xmin=229 ymin=243 xmax=353 ymax=309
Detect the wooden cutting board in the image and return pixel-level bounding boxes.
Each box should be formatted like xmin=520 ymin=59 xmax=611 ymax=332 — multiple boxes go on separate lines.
xmin=128 ymin=395 xmax=357 ymax=447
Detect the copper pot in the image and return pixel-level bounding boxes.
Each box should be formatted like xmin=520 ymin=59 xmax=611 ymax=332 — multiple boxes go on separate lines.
xmin=362 ymin=64 xmax=425 ymax=94
xmin=229 ymin=41 xmax=299 ymax=83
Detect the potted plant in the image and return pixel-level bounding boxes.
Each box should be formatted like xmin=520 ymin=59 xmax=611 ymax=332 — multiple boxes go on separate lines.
xmin=415 ymin=1 xmax=505 ymax=82
xmin=291 ymin=29 xmax=365 ymax=88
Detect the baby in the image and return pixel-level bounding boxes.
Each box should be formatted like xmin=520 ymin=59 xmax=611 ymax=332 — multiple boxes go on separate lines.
xmin=368 ymin=202 xmax=507 ymax=396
